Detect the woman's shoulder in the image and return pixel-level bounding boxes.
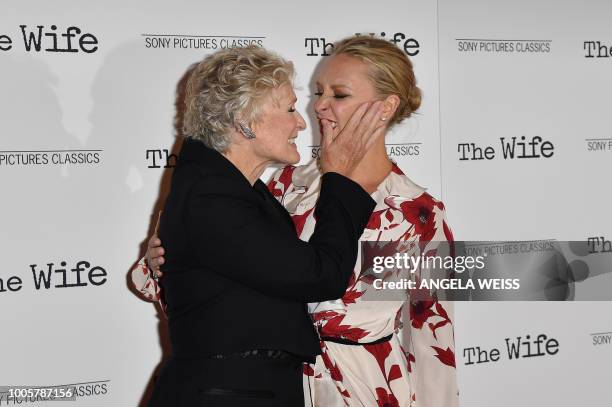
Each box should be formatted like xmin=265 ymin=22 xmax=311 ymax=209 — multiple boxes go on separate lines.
xmin=384 ymin=163 xmax=428 ymax=200
xmin=380 ymin=164 xmax=453 ymax=241
xmin=382 ymin=164 xmax=447 ymax=215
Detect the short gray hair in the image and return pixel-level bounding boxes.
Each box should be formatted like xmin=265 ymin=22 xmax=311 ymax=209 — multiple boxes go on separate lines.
xmin=183 ymin=45 xmax=295 ymax=152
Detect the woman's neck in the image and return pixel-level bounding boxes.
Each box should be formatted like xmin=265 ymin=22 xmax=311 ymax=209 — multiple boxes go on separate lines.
xmin=223 ymin=146 xmax=269 ymax=186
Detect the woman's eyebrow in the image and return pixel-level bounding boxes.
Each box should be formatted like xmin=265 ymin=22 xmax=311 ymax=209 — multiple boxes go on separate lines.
xmin=314 ymin=82 xmax=352 ymax=90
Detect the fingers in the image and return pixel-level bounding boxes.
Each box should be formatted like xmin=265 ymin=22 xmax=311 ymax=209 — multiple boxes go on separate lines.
xmin=150 ymin=257 xmax=164 ymax=279
xmin=335 ymin=101 xmax=384 ymax=149
xmin=334 ymin=102 xmax=370 ymax=144
xmin=146 ymin=235 xmax=165 ymax=276
xmin=335 ymin=101 xmax=384 ymax=159
xmin=363 ymin=123 xmax=387 ymax=151
xmin=154 ymin=210 xmax=162 ymax=234
xmin=357 ymin=101 xmax=385 ymax=146
xmin=148 ymin=234 xmax=161 ymax=249
xmin=148 ymin=235 xmax=164 ymax=261
xmin=151 ymin=248 xmax=165 ymax=262
xmin=148 ymin=248 xmax=165 ymax=267
xmin=320 ymin=119 xmax=335 ymax=149
xmin=147 ymin=216 xmax=165 ymax=279
xmin=362 ymin=101 xmax=385 ymax=131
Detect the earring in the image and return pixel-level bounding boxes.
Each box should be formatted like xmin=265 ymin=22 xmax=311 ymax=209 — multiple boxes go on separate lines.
xmin=381 ymin=117 xmax=387 ymax=121
xmin=238 ymin=122 xmax=256 ymax=139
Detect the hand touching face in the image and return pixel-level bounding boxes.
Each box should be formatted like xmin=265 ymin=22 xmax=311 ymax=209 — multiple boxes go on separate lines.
xmin=314 ymin=54 xmax=382 ymax=136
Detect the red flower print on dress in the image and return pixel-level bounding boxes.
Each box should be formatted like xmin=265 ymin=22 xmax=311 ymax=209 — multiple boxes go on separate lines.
xmin=341 ymin=267 xmax=364 ymax=305
xmin=291 ymin=207 xmax=314 ymax=236
xmin=428 ymin=302 xmax=452 ymax=340
xmin=399 ymin=193 xmax=443 ymax=242
xmin=303 ymin=363 xmax=314 ymax=376
xmin=390 ymin=163 xmax=403 ymax=175
xmin=311 ymin=310 xmax=337 ymax=324
xmin=364 ymin=341 xmax=393 ymax=373
xmin=267 ymin=165 xmax=295 ymax=198
xmin=405 ymin=351 xmax=416 ymax=373
xmin=366 ymin=209 xmax=385 ymax=230
xmin=385 ymin=209 xmax=395 ymax=224
xmin=409 ymin=299 xmax=436 ymax=329
xmin=342 ymin=287 xmax=363 ymax=305
xmin=375 ymin=387 xmax=400 ymax=407
xmin=366 ymin=208 xmax=401 ymax=231
xmin=319 ymin=314 xmax=369 ymax=342
xmin=432 ymin=346 xmax=456 ymax=368
xmin=387 ymin=364 xmax=403 ymax=382
xmin=442 ymin=220 xmax=454 ymax=242
xmin=320 ymin=346 xmax=344 ymax=382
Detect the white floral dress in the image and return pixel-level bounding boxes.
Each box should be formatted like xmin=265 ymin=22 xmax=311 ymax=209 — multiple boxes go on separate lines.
xmin=267 ymin=160 xmax=459 ymax=407
xmin=132 ymin=160 xmax=459 ymax=407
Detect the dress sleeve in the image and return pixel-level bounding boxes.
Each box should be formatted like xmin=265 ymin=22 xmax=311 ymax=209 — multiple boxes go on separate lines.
xmin=130 ymin=257 xmax=161 ymax=301
xmin=185 ymin=172 xmax=376 ymax=302
xmin=400 ymin=200 xmax=460 ymax=406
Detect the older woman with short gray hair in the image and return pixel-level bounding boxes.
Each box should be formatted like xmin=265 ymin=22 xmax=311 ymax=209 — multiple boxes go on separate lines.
xmin=183 ymin=46 xmax=295 ymax=152
xmin=139 ymin=45 xmax=386 ymax=406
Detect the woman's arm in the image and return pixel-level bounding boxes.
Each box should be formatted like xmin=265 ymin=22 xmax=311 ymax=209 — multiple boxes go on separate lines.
xmin=181 ymin=172 xmax=374 ymax=302
xmin=130 ymin=258 xmax=160 ymax=301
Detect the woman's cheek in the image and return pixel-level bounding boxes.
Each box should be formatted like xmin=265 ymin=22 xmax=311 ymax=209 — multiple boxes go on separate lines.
xmin=341 ymin=105 xmax=360 ymax=126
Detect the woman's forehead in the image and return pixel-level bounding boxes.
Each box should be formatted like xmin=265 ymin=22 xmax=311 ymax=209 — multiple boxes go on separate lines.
xmin=274 ymin=83 xmax=296 ymax=100
xmin=316 ymin=54 xmax=369 ymax=86
xmin=261 ymin=83 xmax=296 ymax=109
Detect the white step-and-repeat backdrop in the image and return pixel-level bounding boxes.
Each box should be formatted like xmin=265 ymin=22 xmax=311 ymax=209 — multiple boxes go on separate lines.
xmin=1 ymin=1 xmax=611 ymax=405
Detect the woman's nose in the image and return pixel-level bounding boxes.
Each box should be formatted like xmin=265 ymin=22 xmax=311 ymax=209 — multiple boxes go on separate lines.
xmin=296 ymin=112 xmax=307 ymax=130
xmin=314 ymin=97 xmax=328 ymax=115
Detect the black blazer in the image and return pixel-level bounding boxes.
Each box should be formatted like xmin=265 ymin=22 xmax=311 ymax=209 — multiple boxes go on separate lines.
xmin=159 ymin=138 xmax=375 ymax=362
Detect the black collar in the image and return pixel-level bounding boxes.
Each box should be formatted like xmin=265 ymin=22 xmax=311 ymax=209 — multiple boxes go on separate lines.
xmin=178 ymin=139 xmax=292 ymax=227
xmin=179 ymin=138 xmax=254 ymax=188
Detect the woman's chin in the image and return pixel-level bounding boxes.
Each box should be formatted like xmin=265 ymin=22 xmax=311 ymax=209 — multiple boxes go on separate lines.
xmin=283 ymin=149 xmax=301 ymax=165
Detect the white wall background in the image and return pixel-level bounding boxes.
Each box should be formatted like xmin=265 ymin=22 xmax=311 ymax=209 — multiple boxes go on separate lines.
xmin=1 ymin=1 xmax=610 ymax=405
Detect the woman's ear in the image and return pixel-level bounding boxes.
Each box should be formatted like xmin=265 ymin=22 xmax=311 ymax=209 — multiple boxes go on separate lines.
xmin=382 ymin=94 xmax=400 ymax=121
xmin=235 ymin=121 xmax=257 ymax=139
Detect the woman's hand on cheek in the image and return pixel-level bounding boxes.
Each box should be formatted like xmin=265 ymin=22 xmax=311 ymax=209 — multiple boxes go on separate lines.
xmin=319 ymin=101 xmax=385 ymax=180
